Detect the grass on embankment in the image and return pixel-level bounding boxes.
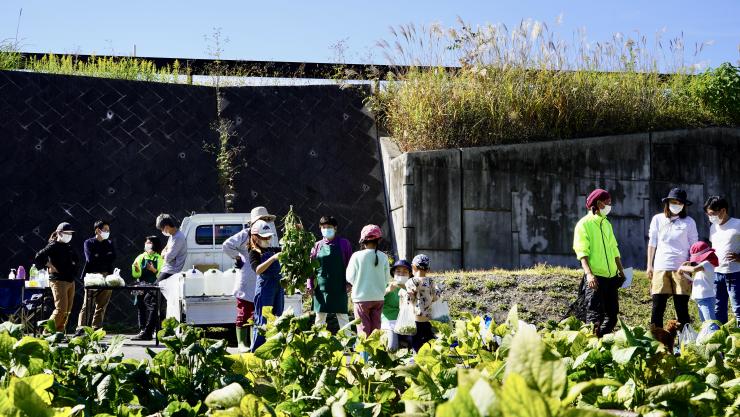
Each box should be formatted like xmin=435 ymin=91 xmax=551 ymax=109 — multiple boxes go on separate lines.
xmin=434 ymin=264 xmax=701 ymax=328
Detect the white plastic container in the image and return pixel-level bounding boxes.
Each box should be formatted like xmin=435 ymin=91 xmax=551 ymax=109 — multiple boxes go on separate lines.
xmin=221 ymin=268 xmax=240 ymax=296
xmin=204 ymin=268 xmax=224 ymax=296
xmin=283 ymin=293 xmax=304 ymax=316
xmin=183 ymin=267 xmax=206 ymax=297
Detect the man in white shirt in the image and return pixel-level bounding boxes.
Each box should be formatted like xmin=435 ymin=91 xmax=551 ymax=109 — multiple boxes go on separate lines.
xmin=704 ymin=196 xmax=740 ymax=325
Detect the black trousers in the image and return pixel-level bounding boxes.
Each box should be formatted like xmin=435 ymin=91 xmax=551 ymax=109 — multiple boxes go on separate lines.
xmin=136 ymin=297 xmax=147 ymax=331
xmin=412 ymin=321 xmax=434 ymax=352
xmin=140 ymin=292 xmax=158 ymax=335
xmin=325 ymin=313 xmax=340 ymax=334
xmin=584 ymin=275 xmax=622 ymax=337
xmin=650 ymin=294 xmax=691 ymax=328
xmin=138 ymin=271 xmax=172 ymax=335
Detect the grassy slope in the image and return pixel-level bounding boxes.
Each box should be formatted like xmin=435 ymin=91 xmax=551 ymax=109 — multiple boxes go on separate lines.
xmin=434 ymin=265 xmax=702 ymax=328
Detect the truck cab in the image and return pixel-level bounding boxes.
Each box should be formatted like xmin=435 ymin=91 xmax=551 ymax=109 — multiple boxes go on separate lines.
xmin=180 ymin=213 xmax=251 ymax=272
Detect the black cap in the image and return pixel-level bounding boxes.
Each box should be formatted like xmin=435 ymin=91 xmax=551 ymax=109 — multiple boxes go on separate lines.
xmin=56 ymin=222 xmax=75 ymax=232
xmin=391 ymin=259 xmax=414 ymax=276
xmin=662 ymin=188 xmax=693 ymax=206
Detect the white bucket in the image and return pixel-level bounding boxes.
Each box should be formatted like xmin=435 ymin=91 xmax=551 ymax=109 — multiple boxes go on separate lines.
xmin=283 ymin=293 xmax=304 ymax=316
xmin=203 ymin=268 xmax=223 ymax=296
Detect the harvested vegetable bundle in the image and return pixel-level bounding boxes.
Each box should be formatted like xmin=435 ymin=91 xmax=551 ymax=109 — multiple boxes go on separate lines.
xmin=278 ymin=206 xmax=319 ymax=296
xmin=105 ymin=275 xmax=126 ymax=287
xmin=83 ymin=273 xmax=106 ymax=287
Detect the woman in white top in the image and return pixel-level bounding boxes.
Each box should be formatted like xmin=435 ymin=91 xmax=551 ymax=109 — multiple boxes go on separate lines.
xmin=647 ymin=188 xmax=698 ymax=328
xmin=679 ymin=241 xmax=719 ymax=322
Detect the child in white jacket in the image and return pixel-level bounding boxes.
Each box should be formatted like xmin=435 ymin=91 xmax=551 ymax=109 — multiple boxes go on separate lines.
xmin=679 ymin=241 xmax=720 ymax=323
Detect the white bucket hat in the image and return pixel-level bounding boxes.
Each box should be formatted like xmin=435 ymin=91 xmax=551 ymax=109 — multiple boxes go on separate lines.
xmin=250 ymin=206 xmax=276 ymax=223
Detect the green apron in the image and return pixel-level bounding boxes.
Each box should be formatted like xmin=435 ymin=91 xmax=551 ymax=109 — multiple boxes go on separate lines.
xmin=313 ymin=242 xmax=348 ymax=314
xmin=137 ymin=257 xmax=159 ymax=284
xmin=134 ymin=256 xmax=158 ymax=305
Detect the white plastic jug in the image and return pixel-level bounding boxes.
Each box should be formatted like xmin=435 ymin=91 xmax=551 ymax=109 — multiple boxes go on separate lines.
xmin=221 ymin=268 xmax=240 ymax=296
xmin=183 ymin=267 xmax=205 ymax=297
xmin=204 ymin=268 xmax=224 ymax=296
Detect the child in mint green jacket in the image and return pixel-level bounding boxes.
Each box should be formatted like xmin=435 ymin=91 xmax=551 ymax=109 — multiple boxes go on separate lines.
xmin=346 ymin=225 xmax=391 ymax=337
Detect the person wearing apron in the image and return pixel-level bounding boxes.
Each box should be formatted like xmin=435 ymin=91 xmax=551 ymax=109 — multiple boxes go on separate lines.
xmin=131 ymin=236 xmax=164 ymax=334
xmin=248 ymin=220 xmax=285 ymax=352
xmin=309 ymin=216 xmax=353 ymax=333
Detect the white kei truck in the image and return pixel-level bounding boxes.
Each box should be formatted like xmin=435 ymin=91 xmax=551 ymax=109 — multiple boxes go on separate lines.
xmin=162 ymin=213 xmax=302 ymax=326
xmin=162 ymin=213 xmax=248 ymax=326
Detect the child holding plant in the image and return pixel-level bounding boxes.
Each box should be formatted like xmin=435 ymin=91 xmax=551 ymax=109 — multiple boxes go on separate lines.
xmin=249 ymin=220 xmax=285 ymax=352
xmin=405 ymin=254 xmax=441 ymax=352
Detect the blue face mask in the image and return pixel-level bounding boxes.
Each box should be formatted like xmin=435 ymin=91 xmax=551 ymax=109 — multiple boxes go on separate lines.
xmin=321 ymin=227 xmax=336 ymax=239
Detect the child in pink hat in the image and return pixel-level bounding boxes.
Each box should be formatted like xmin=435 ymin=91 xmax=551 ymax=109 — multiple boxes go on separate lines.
xmin=679 ymin=241 xmax=720 ymax=323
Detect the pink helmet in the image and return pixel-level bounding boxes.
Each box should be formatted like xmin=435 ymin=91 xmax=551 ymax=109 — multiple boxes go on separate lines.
xmin=359 ymin=224 xmax=382 ymax=243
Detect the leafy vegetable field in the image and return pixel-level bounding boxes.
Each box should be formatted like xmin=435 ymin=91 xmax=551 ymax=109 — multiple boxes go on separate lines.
xmin=0 ymin=307 xmax=737 ymax=417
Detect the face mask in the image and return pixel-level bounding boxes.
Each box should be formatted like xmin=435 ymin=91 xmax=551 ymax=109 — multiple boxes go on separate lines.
xmin=708 ymin=215 xmax=721 ymax=225
xmin=321 ymin=228 xmax=336 ymax=239
xmin=100 ymin=231 xmax=110 ymax=240
xmin=145 ymin=243 xmax=153 ymax=252
xmin=394 ymin=274 xmax=408 ymax=284
xmin=162 ymin=230 xmax=171 ymax=237
xmin=59 ymin=234 xmax=72 ymax=243
xmin=600 ymin=204 xmax=612 ymax=216
xmin=257 ymin=239 xmax=270 ymax=248
xmin=669 ymin=204 xmax=684 ymax=215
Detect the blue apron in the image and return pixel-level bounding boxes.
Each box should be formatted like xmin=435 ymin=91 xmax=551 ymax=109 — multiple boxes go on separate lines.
xmin=250 ymin=250 xmax=285 ymax=351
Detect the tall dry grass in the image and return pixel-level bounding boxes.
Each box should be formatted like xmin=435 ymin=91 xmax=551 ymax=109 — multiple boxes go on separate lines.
xmin=371 ymin=18 xmax=737 ymax=151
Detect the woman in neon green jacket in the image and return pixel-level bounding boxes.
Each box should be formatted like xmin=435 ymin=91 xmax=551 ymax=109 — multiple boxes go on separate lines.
xmin=573 ymin=189 xmax=626 ymax=337
xmin=131 ymin=236 xmax=164 ymax=334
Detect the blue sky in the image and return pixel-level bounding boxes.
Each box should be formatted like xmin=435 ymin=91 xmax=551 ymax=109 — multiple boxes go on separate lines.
xmin=1 ymin=1 xmax=738 ymax=69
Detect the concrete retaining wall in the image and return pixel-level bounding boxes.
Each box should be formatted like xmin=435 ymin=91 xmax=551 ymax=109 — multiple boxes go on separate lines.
xmin=385 ymin=128 xmax=740 ymax=271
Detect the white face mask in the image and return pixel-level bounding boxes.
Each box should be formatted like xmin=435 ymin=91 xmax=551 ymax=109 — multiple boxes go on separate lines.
xmin=162 ymin=230 xmax=171 ymax=237
xmin=59 ymin=233 xmax=72 ymax=243
xmin=100 ymin=231 xmax=110 ymax=240
xmin=669 ymin=204 xmax=684 ymax=215
xmin=600 ymin=204 xmax=612 ymax=216
xmin=257 ymin=239 xmax=270 ymax=248
xmin=145 ymin=243 xmax=153 ymax=252
xmin=708 ymin=215 xmax=721 ymax=225
xmin=394 ymin=274 xmax=409 ymax=284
